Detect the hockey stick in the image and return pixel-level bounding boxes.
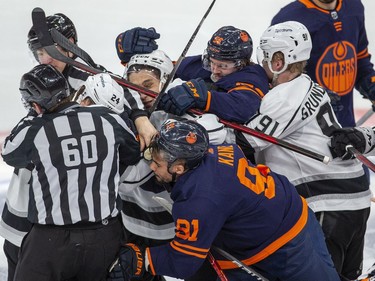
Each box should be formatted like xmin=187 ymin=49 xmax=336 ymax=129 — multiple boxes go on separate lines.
xmin=31 ymin=7 xmax=330 ymax=164
xmin=50 ymin=28 xmax=104 ymax=70
xmin=151 ymin=196 xmax=229 ymax=281
xmin=211 ymin=112 xmax=330 ymax=164
xmin=149 ymin=0 xmax=217 ymax=113
xmin=211 ymin=246 xmax=268 ymax=281
xmin=346 ymin=145 xmax=375 ymax=173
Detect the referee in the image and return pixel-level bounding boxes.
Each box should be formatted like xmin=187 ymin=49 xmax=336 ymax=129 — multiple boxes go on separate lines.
xmin=1 ymin=64 xmax=141 ymax=281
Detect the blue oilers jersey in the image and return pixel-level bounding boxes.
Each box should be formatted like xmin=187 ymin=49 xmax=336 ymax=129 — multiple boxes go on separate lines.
xmin=272 ymin=0 xmax=375 ymax=127
xmin=146 ymin=144 xmax=308 ymax=279
xmin=176 ymin=55 xmax=269 ymax=123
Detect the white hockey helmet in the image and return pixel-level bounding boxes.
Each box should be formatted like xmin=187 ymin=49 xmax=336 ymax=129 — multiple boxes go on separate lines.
xmin=124 ymin=50 xmax=174 ymax=85
xmin=257 ymin=21 xmax=312 ymax=74
xmin=80 ymin=73 xmax=125 ymax=114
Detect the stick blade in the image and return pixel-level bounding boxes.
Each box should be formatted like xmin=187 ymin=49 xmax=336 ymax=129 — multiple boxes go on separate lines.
xmin=31 ymin=7 xmax=55 ymax=47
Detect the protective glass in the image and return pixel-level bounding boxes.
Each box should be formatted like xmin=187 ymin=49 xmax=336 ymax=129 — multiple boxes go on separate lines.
xmin=209 ymin=59 xmax=238 ymax=70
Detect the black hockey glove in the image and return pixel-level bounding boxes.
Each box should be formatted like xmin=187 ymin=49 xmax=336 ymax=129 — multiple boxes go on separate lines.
xmin=107 ymin=243 xmax=150 ymax=281
xmin=357 ymin=73 xmax=375 ymax=101
xmin=115 ymin=27 xmax=160 ymax=63
xmin=330 ymin=127 xmax=375 ymax=160
xmin=158 ymin=78 xmax=209 ymax=116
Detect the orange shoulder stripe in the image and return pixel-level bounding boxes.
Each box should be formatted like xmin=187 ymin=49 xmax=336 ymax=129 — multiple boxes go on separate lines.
xmin=228 ymin=87 xmax=265 ymax=99
xmin=217 ymin=197 xmax=309 ymax=269
xmin=227 ymin=83 xmax=265 ymax=99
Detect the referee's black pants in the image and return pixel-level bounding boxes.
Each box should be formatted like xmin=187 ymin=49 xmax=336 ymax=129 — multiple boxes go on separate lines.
xmin=14 ymin=217 xmax=123 ymax=281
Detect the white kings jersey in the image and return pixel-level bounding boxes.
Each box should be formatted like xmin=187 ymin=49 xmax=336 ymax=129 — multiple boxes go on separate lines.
xmin=243 ymin=74 xmax=371 ymax=212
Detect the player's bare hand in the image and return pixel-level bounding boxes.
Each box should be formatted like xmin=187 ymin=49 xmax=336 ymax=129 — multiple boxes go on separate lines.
xmin=134 ymin=116 xmax=157 ymax=151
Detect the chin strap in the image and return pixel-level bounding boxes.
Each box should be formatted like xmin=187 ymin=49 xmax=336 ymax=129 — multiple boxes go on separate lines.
xmin=170 ymin=172 xmax=177 ymax=183
xmin=271 ymin=73 xmax=279 ymax=87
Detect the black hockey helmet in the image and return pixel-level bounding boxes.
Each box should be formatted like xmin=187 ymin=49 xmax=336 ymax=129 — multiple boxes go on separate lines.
xmin=20 ymin=64 xmax=70 ymax=112
xmin=148 ymin=119 xmax=209 ymax=169
xmin=205 ymin=26 xmax=253 ymax=61
xmin=27 ymin=13 xmax=77 ymax=52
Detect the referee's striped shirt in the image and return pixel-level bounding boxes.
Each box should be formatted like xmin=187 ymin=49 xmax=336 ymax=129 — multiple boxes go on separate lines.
xmin=2 ymin=103 xmax=140 ymax=225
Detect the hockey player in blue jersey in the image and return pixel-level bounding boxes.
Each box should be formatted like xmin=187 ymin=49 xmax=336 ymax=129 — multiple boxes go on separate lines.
xmin=107 ymin=119 xmax=340 ymax=281
xmin=116 ymin=26 xmax=269 ymax=124
xmin=158 ymin=26 xmax=269 ymax=123
xmin=271 ymin=0 xmax=375 ymax=128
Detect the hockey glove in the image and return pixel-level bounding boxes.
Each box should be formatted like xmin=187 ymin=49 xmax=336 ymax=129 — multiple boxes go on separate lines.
xmin=357 ymin=73 xmax=375 ymax=101
xmin=158 ymin=78 xmax=209 ymax=116
xmin=330 ymin=127 xmax=375 ymax=160
xmin=327 ymin=90 xmax=344 ymax=113
xmin=115 ymin=27 xmax=160 ymax=63
xmin=107 ymin=243 xmax=150 ymax=281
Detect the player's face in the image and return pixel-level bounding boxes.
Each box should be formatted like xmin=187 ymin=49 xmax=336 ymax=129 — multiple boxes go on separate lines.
xmin=128 ymin=70 xmax=161 ymax=109
xmin=148 ymin=151 xmax=174 ymax=184
xmin=36 ymin=45 xmax=68 ymax=73
xmin=209 ymin=58 xmax=238 ymax=81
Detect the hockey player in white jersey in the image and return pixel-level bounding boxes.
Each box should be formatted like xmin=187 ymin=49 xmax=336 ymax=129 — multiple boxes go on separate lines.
xmin=237 ymin=21 xmax=372 ymax=279
xmin=124 ymin=49 xmax=229 ymax=141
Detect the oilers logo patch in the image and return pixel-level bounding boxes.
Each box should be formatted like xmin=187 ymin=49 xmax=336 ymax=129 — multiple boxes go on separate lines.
xmin=316 ymin=41 xmax=357 ymax=96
